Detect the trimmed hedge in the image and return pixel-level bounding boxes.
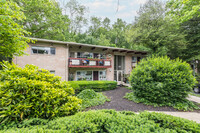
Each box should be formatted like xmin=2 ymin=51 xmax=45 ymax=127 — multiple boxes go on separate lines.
xmin=1 ymin=110 xmax=200 ymax=132
xmin=0 ymin=62 xmax=82 ymax=124
xmin=68 ymin=81 xmax=117 ymax=93
xmin=128 ymin=56 xmax=199 ymax=110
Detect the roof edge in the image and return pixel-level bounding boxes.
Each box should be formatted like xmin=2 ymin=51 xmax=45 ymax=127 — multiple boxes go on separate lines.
xmin=30 ymin=37 xmax=148 ymax=54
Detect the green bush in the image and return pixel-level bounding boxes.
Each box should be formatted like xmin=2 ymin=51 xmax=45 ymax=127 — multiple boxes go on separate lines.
xmin=77 ymin=89 xmax=97 ymax=99
xmin=68 ymin=81 xmax=117 ymax=93
xmin=128 ymin=56 xmax=199 ymax=110
xmin=77 ymin=89 xmax=110 ymax=110
xmin=1 ymin=110 xmax=200 ymax=133
xmin=0 ymin=62 xmax=82 ymax=124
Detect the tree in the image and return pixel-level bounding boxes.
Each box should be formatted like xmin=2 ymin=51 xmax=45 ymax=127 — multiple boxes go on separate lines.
xmin=168 ymin=0 xmax=200 ymax=23
xmin=168 ymin=0 xmax=200 ymax=61
xmin=14 ymin=0 xmax=70 ymax=41
xmin=0 ymin=0 xmax=29 ymax=60
xmin=96 ymin=34 xmax=116 ymax=47
xmin=102 ymin=17 xmax=111 ymax=30
xmin=126 ymin=0 xmax=187 ymax=58
xmin=88 ymin=17 xmax=102 ymax=38
xmin=64 ymin=0 xmax=88 ymax=39
xmin=181 ymin=16 xmax=200 ymax=61
xmin=110 ymin=19 xmax=130 ymax=48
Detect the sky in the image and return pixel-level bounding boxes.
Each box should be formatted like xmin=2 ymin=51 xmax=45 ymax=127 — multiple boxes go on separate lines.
xmin=59 ymin=0 xmax=149 ymax=24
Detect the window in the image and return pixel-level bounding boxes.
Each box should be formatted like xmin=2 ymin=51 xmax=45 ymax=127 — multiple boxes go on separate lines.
xmin=50 ymin=48 xmax=56 ymax=55
xmin=32 ymin=46 xmax=56 ymax=55
xmin=99 ymin=70 xmax=106 ymax=80
xmin=76 ymin=71 xmax=92 ymax=81
xmin=69 ymin=52 xmax=75 ymax=58
xmin=77 ymin=52 xmax=93 ymax=58
xmin=50 ymin=70 xmax=55 ymax=74
xmin=132 ymin=56 xmax=137 ymax=63
xmin=99 ymin=53 xmax=106 ymax=59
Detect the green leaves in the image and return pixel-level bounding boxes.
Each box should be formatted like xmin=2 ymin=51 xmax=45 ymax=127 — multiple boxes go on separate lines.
xmin=0 ymin=0 xmax=30 ymax=58
xmin=77 ymin=89 xmax=109 ymax=110
xmin=13 ymin=0 xmax=70 ymax=41
xmin=1 ymin=110 xmax=200 ymax=132
xmin=128 ymin=56 xmax=199 ymax=111
xmin=167 ymin=0 xmax=200 ymax=23
xmin=0 ymin=61 xmax=81 ymax=124
xmin=68 ymin=81 xmax=117 ymax=94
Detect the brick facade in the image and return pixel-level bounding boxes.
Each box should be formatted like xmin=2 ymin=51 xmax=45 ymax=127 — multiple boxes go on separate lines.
xmin=13 ymin=38 xmax=147 ymax=82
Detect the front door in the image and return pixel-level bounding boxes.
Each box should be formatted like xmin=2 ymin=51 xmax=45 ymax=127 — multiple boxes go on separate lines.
xmin=114 ymin=70 xmax=124 ymax=82
xmin=114 ymin=55 xmax=125 ymax=84
xmin=93 ymin=71 xmax=99 ymax=80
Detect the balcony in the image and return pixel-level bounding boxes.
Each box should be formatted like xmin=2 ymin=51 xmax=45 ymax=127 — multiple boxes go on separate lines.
xmin=69 ymin=58 xmax=112 ymax=68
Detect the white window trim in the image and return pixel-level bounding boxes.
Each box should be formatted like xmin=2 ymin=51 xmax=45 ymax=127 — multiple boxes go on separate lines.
xmin=76 ymin=70 xmax=93 ymax=81
xmin=99 ymin=70 xmax=107 ymax=81
xmin=31 ymin=46 xmax=56 ymax=55
xmin=75 ymin=70 xmax=107 ymax=81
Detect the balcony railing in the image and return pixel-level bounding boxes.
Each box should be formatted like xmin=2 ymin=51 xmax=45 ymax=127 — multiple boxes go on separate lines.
xmin=69 ymin=58 xmax=112 ymax=68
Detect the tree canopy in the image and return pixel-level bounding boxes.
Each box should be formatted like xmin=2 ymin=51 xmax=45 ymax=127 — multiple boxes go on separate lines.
xmin=0 ymin=0 xmax=29 ymax=59
xmin=13 ymin=0 xmax=70 ymax=41
xmin=168 ymin=0 xmax=200 ymax=23
xmin=2 ymin=0 xmax=200 ymax=63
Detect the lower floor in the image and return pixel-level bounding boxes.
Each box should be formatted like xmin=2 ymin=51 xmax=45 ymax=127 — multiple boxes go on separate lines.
xmin=68 ymin=68 xmax=130 ymax=84
xmin=69 ymin=69 xmax=107 ymax=81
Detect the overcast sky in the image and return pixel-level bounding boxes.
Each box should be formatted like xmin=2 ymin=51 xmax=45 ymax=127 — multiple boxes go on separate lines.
xmin=60 ymin=0 xmax=149 ymax=24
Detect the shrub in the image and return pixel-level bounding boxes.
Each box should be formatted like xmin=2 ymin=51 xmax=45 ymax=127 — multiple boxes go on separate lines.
xmin=77 ymin=89 xmax=97 ymax=99
xmin=77 ymin=89 xmax=110 ymax=110
xmin=0 ymin=62 xmax=82 ymax=124
xmin=68 ymin=81 xmax=117 ymax=93
xmin=1 ymin=110 xmax=200 ymax=133
xmin=128 ymin=56 xmax=199 ymax=110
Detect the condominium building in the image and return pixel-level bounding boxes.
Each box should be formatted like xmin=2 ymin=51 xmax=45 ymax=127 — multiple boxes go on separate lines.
xmin=13 ymin=38 xmax=147 ymax=84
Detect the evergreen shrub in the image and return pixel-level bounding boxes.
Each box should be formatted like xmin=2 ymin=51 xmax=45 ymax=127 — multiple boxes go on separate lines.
xmin=0 ymin=62 xmax=82 ymax=124
xmin=1 ymin=110 xmax=200 ymax=133
xmin=68 ymin=81 xmax=117 ymax=93
xmin=128 ymin=56 xmax=199 ymax=110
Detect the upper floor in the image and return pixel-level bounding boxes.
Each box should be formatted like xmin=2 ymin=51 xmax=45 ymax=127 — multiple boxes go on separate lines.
xmin=13 ymin=38 xmax=148 ymax=81
xmin=28 ymin=38 xmax=147 ymax=69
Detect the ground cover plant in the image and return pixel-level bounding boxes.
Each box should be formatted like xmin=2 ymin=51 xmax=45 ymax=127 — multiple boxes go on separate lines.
xmin=77 ymin=89 xmax=110 ymax=110
xmin=68 ymin=81 xmax=117 ymax=93
xmin=125 ymin=56 xmax=199 ymax=111
xmin=0 ymin=110 xmax=200 ymax=133
xmin=0 ymin=62 xmax=81 ymax=124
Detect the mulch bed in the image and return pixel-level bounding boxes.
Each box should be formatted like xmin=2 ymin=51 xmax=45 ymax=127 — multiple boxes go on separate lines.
xmin=87 ymin=87 xmax=200 ymax=113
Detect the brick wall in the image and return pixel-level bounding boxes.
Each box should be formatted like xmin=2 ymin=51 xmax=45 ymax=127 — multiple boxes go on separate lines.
xmin=13 ymin=42 xmax=68 ymax=80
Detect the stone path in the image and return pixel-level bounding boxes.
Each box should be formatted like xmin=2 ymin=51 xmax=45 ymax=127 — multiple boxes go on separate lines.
xmin=88 ymin=87 xmax=200 ymax=123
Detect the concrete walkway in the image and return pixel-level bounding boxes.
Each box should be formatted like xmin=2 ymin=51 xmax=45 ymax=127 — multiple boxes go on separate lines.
xmin=150 ymin=95 xmax=200 ymax=123
xmin=149 ymin=111 xmax=200 ymax=123
xmin=188 ymin=95 xmax=200 ymax=103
